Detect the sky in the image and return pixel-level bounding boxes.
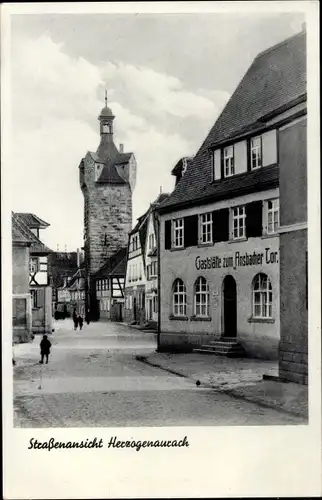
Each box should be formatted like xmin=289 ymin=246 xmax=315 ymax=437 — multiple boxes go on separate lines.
xmin=10 ymin=10 xmax=305 ymax=251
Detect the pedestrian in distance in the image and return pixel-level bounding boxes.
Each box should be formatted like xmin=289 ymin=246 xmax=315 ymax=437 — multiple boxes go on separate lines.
xmin=78 ymin=314 xmax=83 ymax=331
xmin=85 ymin=310 xmax=90 ymax=325
xmin=39 ymin=334 xmax=51 ymax=364
xmin=72 ymin=308 xmax=78 ymax=330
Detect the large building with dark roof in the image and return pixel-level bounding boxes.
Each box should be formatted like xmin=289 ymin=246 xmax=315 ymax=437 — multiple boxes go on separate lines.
xmin=79 ymin=97 xmax=137 ymax=319
xmin=156 ymin=28 xmax=307 ymax=370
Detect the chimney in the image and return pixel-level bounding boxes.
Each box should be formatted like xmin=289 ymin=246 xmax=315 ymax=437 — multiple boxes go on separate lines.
xmin=77 ymin=248 xmax=80 ymax=268
xmin=119 ymin=143 xmax=124 ymax=153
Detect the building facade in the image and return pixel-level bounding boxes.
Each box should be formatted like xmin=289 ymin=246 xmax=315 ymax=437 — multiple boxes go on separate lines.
xmin=12 ymin=213 xmax=33 ymax=343
xmin=79 ymin=97 xmax=136 ymax=320
xmin=124 ymin=216 xmax=147 ymax=325
xmin=48 ymin=250 xmax=81 ymax=311
xmin=157 ymin=28 xmax=306 ymax=360
xmin=94 ymin=247 xmax=127 ymax=322
xmin=13 ymin=213 xmax=53 ymax=335
xmin=144 ymin=193 xmax=170 ymax=328
xmin=278 ymin=113 xmax=307 ymax=384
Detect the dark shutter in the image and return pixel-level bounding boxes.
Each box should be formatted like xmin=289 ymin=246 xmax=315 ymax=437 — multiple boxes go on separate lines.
xmin=246 ymin=201 xmax=263 ymax=237
xmin=213 ymin=209 xmax=229 ymax=242
xmin=184 ymin=215 xmax=199 ymax=247
xmin=220 ymin=149 xmax=224 ymax=179
xmin=37 ymin=288 xmax=45 ymax=307
xmin=164 ymin=220 xmax=172 ymax=250
xmin=247 ymin=138 xmax=251 ymax=171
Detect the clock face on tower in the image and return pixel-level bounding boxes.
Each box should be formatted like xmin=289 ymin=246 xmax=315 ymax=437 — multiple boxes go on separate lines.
xmin=102 ymin=123 xmax=111 ymax=134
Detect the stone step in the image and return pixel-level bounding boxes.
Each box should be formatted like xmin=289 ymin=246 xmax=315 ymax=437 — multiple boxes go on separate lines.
xmin=194 ymin=340 xmax=246 ymax=358
xmin=208 ymin=341 xmax=239 ymax=347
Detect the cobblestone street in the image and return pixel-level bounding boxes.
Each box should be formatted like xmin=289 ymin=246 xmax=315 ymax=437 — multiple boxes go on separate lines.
xmin=13 ymin=320 xmax=305 ymax=427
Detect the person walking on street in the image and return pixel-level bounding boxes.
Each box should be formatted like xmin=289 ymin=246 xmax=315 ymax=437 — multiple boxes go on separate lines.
xmin=78 ymin=314 xmax=83 ymax=331
xmin=72 ymin=308 xmax=78 ymax=330
xmin=39 ymin=335 xmax=51 ymax=364
xmin=85 ymin=310 xmax=90 ymax=325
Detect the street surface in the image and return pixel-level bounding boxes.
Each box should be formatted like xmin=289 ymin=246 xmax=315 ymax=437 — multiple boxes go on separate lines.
xmin=13 ymin=320 xmax=304 ymax=427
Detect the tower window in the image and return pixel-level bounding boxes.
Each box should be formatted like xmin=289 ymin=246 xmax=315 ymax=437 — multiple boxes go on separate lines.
xmin=102 ymin=123 xmax=111 ymax=134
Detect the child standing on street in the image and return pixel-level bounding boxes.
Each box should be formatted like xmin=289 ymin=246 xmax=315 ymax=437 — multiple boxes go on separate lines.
xmin=39 ymin=335 xmax=51 ymax=364
xmin=78 ymin=315 xmax=83 ymax=331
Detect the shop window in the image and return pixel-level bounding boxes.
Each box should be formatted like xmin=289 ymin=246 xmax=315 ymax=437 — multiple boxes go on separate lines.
xmin=232 ymin=206 xmax=246 ymax=239
xmin=172 ymin=279 xmax=187 ymax=317
xmin=250 ymin=136 xmax=262 ymax=170
xmin=172 ymin=218 xmax=184 ymax=248
xmin=194 ymin=277 xmax=210 ymax=317
xmin=264 ymin=199 xmax=279 ymax=234
xmin=223 ymin=145 xmax=234 ymax=177
xmin=252 ymin=273 xmax=273 ymax=319
xmin=199 ymin=213 xmax=213 ymax=244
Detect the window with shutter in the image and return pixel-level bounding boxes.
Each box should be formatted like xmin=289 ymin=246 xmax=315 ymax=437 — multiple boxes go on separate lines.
xmin=213 ymin=209 xmax=230 ymax=242
xmin=184 ymin=215 xmax=198 ymax=247
xmin=184 ymin=214 xmax=199 ymax=247
xmin=246 ymin=201 xmax=263 ymax=238
xmin=164 ymin=220 xmax=172 ymax=250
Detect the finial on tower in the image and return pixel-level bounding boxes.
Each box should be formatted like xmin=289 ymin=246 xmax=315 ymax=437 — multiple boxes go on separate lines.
xmin=105 ymin=88 xmax=108 ymax=107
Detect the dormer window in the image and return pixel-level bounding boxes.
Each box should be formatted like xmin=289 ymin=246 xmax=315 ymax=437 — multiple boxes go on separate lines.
xmin=250 ymin=136 xmax=262 ymax=170
xmin=223 ymin=146 xmax=234 ymax=177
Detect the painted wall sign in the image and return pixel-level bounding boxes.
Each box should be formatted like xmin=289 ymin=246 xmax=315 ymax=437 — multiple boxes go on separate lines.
xmin=195 ymin=247 xmax=279 ymax=271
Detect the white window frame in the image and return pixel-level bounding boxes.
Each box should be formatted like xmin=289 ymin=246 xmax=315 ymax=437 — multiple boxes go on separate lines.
xmin=194 ymin=277 xmax=210 ymax=317
xmin=29 ymin=257 xmax=38 ymax=274
xmin=265 ymin=198 xmax=280 ymax=234
xmin=224 ymin=145 xmax=234 ymax=177
xmin=172 ymin=218 xmax=184 ymax=248
xmin=232 ymin=205 xmax=246 ymax=239
xmin=250 ymin=136 xmax=262 ymax=170
xmin=172 ymin=279 xmax=187 ymax=317
xmin=252 ymin=273 xmax=273 ymax=319
xmin=199 ymin=212 xmax=213 ymax=244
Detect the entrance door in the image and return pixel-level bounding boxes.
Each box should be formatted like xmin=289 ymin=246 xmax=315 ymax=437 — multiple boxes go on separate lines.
xmin=223 ymin=275 xmax=237 ymax=338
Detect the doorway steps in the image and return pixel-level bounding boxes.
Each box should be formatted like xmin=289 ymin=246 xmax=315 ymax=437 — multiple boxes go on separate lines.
xmin=194 ymin=338 xmax=246 ymax=358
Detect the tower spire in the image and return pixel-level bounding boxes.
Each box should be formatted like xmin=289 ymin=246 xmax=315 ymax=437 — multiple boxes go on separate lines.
xmin=104 ymin=88 xmax=107 ymax=107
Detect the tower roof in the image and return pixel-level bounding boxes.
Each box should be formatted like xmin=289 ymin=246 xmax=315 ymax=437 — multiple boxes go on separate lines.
xmin=98 ymin=105 xmax=115 ymax=120
xmin=98 ymin=90 xmax=115 ymax=120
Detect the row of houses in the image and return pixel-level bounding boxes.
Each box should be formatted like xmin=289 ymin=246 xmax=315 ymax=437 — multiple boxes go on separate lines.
xmin=79 ymin=27 xmax=307 ymax=385
xmin=120 ymin=27 xmax=307 ymax=384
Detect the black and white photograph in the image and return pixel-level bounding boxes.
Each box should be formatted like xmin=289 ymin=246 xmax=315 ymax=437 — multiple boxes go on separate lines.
xmin=2 ymin=1 xmax=321 ymax=498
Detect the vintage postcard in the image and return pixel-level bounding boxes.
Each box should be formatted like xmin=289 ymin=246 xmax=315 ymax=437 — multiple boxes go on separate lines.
xmin=2 ymin=1 xmax=321 ymax=498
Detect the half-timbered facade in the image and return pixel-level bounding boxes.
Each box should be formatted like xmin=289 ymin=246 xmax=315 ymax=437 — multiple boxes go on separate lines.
xmin=13 ymin=213 xmax=53 ymax=335
xmin=93 ymin=247 xmax=127 ymax=321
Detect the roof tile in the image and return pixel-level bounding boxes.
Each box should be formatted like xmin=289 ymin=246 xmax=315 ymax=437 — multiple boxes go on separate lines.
xmin=160 ymin=30 xmax=306 ymax=211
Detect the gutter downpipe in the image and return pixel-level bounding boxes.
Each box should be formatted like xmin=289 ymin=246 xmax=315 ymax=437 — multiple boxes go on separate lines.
xmin=155 ymin=211 xmax=161 ymax=352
